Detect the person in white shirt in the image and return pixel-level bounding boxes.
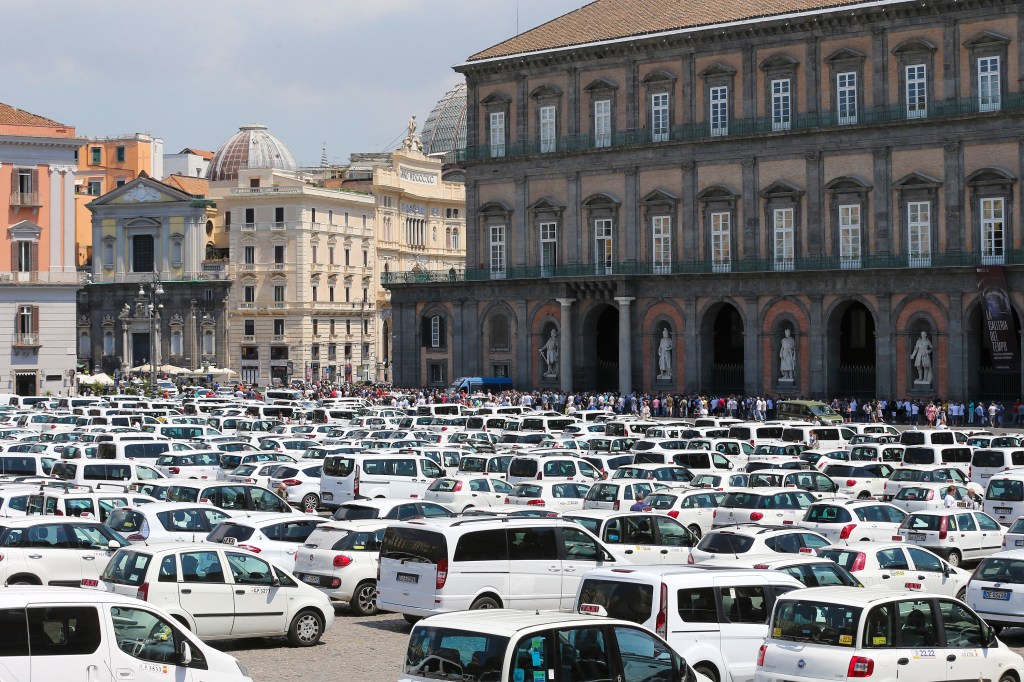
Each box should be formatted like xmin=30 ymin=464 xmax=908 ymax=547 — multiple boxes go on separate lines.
xmin=943 ymin=485 xmax=959 ymax=508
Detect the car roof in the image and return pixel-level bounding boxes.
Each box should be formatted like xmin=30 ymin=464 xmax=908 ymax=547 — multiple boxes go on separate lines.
xmin=907 ymin=508 xmax=978 ymax=517
xmin=314 ymin=519 xmax=392 ymax=532
xmin=824 ymin=541 xmax=920 ymax=552
xmin=0 ymin=516 xmax=109 ymax=527
xmin=340 ymin=498 xmax=435 ymax=510
xmin=563 ymin=510 xmax=656 ymax=520
xmin=0 ymin=586 xmax=168 ymax=606
xmin=708 ymin=524 xmax=814 ymax=537
xmin=413 ymin=609 xmax=642 ymax=636
xmin=220 ymin=513 xmax=321 ymax=527
xmin=583 ymin=565 xmax=798 ymax=581
xmin=776 ymin=586 xmax=930 ymax=607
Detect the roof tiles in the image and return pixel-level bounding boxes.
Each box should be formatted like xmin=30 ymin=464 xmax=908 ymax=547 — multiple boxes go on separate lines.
xmin=0 ymin=102 xmax=65 ymax=127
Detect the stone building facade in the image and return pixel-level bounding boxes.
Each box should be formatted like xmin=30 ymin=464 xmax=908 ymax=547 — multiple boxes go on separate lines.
xmin=386 ymin=0 xmax=1024 ymax=400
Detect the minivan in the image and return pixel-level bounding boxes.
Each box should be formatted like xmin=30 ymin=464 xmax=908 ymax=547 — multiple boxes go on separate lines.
xmin=506 ymin=454 xmax=600 ymax=485
xmin=319 ymin=453 xmax=445 ymax=507
xmin=377 ymin=517 xmax=618 ymax=619
xmin=776 ymin=400 xmax=843 ymax=424
xmin=971 ymin=447 xmax=1024 ymax=486
xmin=901 ymin=444 xmax=973 ymax=474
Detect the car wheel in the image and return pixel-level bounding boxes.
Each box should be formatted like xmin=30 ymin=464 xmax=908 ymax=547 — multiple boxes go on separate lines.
xmin=693 ymin=663 xmax=718 ymax=682
xmin=470 ymin=596 xmax=500 ymax=610
xmin=857 ymin=491 xmax=870 ymax=499
xmin=688 ymin=525 xmax=703 ymax=540
xmin=947 ymin=550 xmax=962 ymax=568
xmin=956 ymin=588 xmax=967 ymax=601
xmin=287 ymin=609 xmax=324 ymax=647
xmin=301 ymin=493 xmax=320 ymax=512
xmin=403 ymin=614 xmax=421 ymax=625
xmin=350 ymin=581 xmax=378 ymax=616
xmin=999 ymin=673 xmax=1015 ymax=682
xmin=6 ymin=576 xmax=39 ymax=586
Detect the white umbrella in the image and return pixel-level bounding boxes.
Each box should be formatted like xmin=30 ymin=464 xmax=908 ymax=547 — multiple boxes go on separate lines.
xmin=130 ymin=363 xmax=154 ymax=373
xmin=159 ymin=364 xmax=189 ymax=375
xmin=79 ymin=372 xmax=115 ymax=386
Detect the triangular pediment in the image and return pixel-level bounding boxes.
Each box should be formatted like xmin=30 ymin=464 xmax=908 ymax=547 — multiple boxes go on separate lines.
xmin=8 ymin=219 xmax=42 ymax=239
xmin=698 ymin=63 xmax=737 ymax=79
xmin=527 ymin=196 xmax=564 ymax=213
xmin=893 ymin=172 xmax=942 ymax=189
xmin=963 ymin=31 xmax=1010 ymax=49
xmin=90 ymin=176 xmax=192 ymax=207
xmin=641 ymin=189 xmax=679 ymax=204
xmin=759 ymin=180 xmax=804 ymax=199
xmin=584 ymin=77 xmax=618 ymax=92
xmin=480 ymin=91 xmax=512 ymax=105
xmin=824 ymin=47 xmax=866 ymax=64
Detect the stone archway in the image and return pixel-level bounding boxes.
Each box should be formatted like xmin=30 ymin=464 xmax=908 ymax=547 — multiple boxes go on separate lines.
xmin=828 ymin=300 xmax=877 ymax=399
xmin=700 ymin=303 xmax=744 ymax=394
xmin=579 ymin=304 xmax=619 ymax=391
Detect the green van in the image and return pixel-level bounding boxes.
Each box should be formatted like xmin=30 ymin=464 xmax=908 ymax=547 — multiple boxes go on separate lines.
xmin=776 ymin=400 xmax=843 ymax=424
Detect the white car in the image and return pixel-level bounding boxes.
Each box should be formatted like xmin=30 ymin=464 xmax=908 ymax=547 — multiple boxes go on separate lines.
xmin=747 ymin=468 xmax=847 ymax=500
xmin=563 ymin=509 xmax=697 ymax=563
xmin=226 ymin=460 xmax=287 ymax=488
xmin=505 ymin=480 xmax=591 ymax=511
xmin=890 ymin=482 xmax=978 ymax=513
xmin=797 ymin=499 xmax=907 ymax=543
xmin=331 ymin=498 xmax=455 ymax=521
xmin=817 ymin=541 xmax=970 ymax=598
xmin=583 ymin=480 xmax=655 ymax=510
xmin=424 ymin=476 xmax=513 ymax=512
xmin=711 ymin=487 xmax=816 ymax=527
xmin=882 ymin=464 xmax=977 ymax=500
xmin=967 ymin=549 xmax=1024 ymax=632
xmin=205 ymin=513 xmax=328 ymax=569
xmin=268 ymin=461 xmax=323 ymax=511
xmin=820 ymin=461 xmax=895 ymax=499
xmin=689 ymin=524 xmax=829 ymax=563
xmin=1002 ymin=516 xmax=1024 ymax=550
xmin=0 ymin=516 xmax=129 ymax=586
xmin=106 ymin=501 xmax=237 ymax=543
xmin=291 ymin=519 xmax=387 ymax=615
xmin=93 ymin=542 xmax=334 ymax=645
xmin=896 ymin=508 xmax=1006 ymax=567
xmin=698 ymin=553 xmax=863 ymax=588
xmin=643 ymin=488 xmax=725 ymax=539
xmin=154 ymin=450 xmax=222 ymax=479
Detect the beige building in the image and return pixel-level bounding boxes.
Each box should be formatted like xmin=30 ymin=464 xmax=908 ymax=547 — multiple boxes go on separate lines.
xmin=374 ymin=145 xmax=466 ymax=381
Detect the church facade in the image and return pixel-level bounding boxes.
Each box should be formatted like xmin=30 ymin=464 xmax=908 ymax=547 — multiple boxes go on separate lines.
xmin=385 ymin=0 xmax=1024 ymax=401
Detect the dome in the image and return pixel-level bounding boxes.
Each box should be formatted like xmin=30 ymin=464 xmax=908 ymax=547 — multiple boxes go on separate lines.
xmin=206 ymin=124 xmax=298 ymax=182
xmin=421 ymin=82 xmax=467 ymax=163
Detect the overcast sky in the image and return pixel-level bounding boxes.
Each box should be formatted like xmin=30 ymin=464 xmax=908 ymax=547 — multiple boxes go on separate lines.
xmin=8 ymin=0 xmax=584 ymax=167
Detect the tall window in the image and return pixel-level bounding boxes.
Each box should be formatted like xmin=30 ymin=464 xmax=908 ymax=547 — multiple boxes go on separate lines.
xmin=170 ymin=329 xmax=183 ymax=356
xmin=274 ymin=319 xmax=285 ymax=336
xmin=908 ymin=201 xmax=931 ymax=267
xmin=594 ymin=219 xmax=613 ymax=275
xmin=711 ymin=212 xmax=731 ymax=272
xmin=244 ymin=320 xmax=255 ymax=336
xmin=652 ymin=216 xmax=671 ymax=274
xmin=978 ymin=56 xmax=1001 ymax=112
xmin=132 ymin=235 xmax=154 ymax=272
xmin=451 ymin=229 xmax=459 ymax=250
xmin=539 ymin=222 xmax=557 ymax=277
xmin=489 ymin=225 xmax=506 ymax=278
xmin=430 ymin=316 xmax=441 ymax=348
xmin=594 ymin=99 xmax=611 ymax=147
xmin=489 ymin=112 xmax=506 ymax=157
xmin=839 ymin=204 xmax=862 ymax=269
xmin=15 ymin=242 xmax=32 ymax=272
xmin=274 ymin=245 xmax=285 ymax=263
xmin=837 ymin=72 xmax=857 ymax=124
xmin=243 ymin=286 xmax=255 ymax=303
xmin=981 ymin=197 xmax=1005 ymax=264
xmin=773 ymin=208 xmax=794 ymax=271
xmin=771 ymin=79 xmax=791 ymax=131
xmin=539 ymin=105 xmax=556 ymax=153
xmin=906 ymin=64 xmax=927 ymax=118
xmin=243 ymin=246 xmax=255 ymax=264
xmin=651 ymin=93 xmax=669 ymax=142
xmin=710 ymin=87 xmax=729 ymax=136
xmin=273 ymin=285 xmax=285 ymax=302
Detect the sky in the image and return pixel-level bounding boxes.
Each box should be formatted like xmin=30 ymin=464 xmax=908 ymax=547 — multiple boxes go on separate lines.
xmin=7 ymin=0 xmax=585 ymax=167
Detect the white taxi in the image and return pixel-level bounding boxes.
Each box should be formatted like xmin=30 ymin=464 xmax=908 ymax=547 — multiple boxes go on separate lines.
xmin=291 ymin=519 xmax=387 ymax=615
xmin=690 ymin=525 xmax=829 ymax=563
xmin=820 ymin=462 xmax=895 ymax=499
xmin=0 ymin=516 xmax=129 ymax=586
xmin=643 ymin=488 xmax=725 ymax=539
xmin=966 ymin=549 xmax=1024 ymax=632
xmin=1002 ymin=516 xmax=1024 ymax=550
xmin=891 ymin=482 xmax=978 ymax=513
xmin=895 ymin=508 xmax=1006 ymax=567
xmin=756 ymin=587 xmax=1023 ymax=682
xmin=797 ymin=499 xmax=907 ymax=543
xmin=712 ymin=487 xmax=817 ymax=528
xmin=91 ymin=542 xmax=334 ymax=645
xmin=204 ymin=514 xmax=328 ymax=569
xmin=562 ymin=510 xmax=697 ymax=564
xmin=817 ymin=541 xmax=970 ymax=598
xmin=424 ymin=476 xmax=513 ymax=512
xmin=505 ymin=481 xmax=591 ymax=511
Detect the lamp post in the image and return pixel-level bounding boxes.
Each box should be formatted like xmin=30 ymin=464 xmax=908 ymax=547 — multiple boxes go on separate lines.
xmin=138 ymin=278 xmax=164 ymax=396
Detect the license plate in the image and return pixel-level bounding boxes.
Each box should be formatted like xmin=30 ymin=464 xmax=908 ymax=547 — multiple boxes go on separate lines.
xmin=301 ymin=574 xmax=321 ymax=585
xmin=1015 ymin=540 xmax=1024 ymax=546
xmin=222 ymin=537 xmax=237 ymax=545
xmin=983 ymin=590 xmax=1011 ymax=600
xmin=995 ymin=507 xmax=1012 ymax=514
xmin=397 ymin=573 xmax=419 ymax=584
xmin=909 ymin=533 xmax=926 ymax=541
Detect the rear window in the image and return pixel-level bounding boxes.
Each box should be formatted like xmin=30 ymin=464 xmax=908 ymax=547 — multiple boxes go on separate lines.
xmin=381 ymin=526 xmax=448 ymax=564
xmin=0 ymin=457 xmax=38 ymax=476
xmin=165 ymin=486 xmax=200 ymax=503
xmin=508 ymin=459 xmax=538 ymax=477
xmin=695 ymin=532 xmax=755 ymax=554
xmin=101 ymin=551 xmax=152 ymax=586
xmin=220 ymin=455 xmax=241 ymax=470
xmin=940 ymin=448 xmax=972 ymax=464
xmin=576 ymin=578 xmax=654 ymax=624
xmin=207 ymin=523 xmax=256 ymax=543
xmin=274 ymin=467 xmax=299 ymax=479
xmin=771 ymin=600 xmax=861 ymax=646
xmin=333 ymin=505 xmax=379 ymax=521
xmin=901 ymin=514 xmax=946 ymax=531
xmin=106 ymin=509 xmax=146 ymax=534
xmin=510 ymin=484 xmax=542 ymax=498
xmin=975 ymin=557 xmax=1024 ymax=582
xmin=645 ymin=494 xmax=677 ymax=510
xmin=323 ymin=457 xmax=355 ymax=477
xmin=902 ymin=447 xmax=936 ymax=465
xmin=973 ymin=450 xmax=1007 ymax=468
xmin=428 ymin=479 xmax=460 ymax=492
xmin=721 ymin=492 xmax=763 ymax=509
xmin=805 ymin=505 xmax=851 ymax=523
xmin=987 ymin=478 xmax=1024 ymax=502
xmin=585 ymin=483 xmax=620 ymax=502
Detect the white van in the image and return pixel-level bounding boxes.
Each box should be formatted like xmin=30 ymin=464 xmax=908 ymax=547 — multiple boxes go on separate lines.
xmin=95 ymin=439 xmax=174 ymax=461
xmin=377 ymin=517 xmax=618 ymax=620
xmin=49 ymin=460 xmax=165 ymax=487
xmin=971 ymin=447 xmax=1024 ymax=486
xmin=901 ymin=444 xmax=974 ymax=475
xmin=604 ymin=419 xmax=659 ymax=438
xmin=899 ymin=428 xmax=968 ymax=446
xmin=506 ymin=453 xmax=600 ymax=485
xmin=985 ymin=471 xmax=1024 ymax=525
xmin=319 ymin=453 xmax=445 ymax=508
xmin=576 ymin=565 xmax=803 ymax=682
xmin=0 ymin=587 xmax=252 ymax=681
xmin=780 ymin=425 xmax=851 ymax=448
xmin=142 ymin=423 xmax=222 ymax=441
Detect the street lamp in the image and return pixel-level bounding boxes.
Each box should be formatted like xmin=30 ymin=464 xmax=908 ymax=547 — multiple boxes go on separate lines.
xmin=138 ymin=278 xmax=164 ymax=396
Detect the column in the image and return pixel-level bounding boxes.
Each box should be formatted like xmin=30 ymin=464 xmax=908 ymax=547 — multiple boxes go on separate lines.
xmin=948 ymin=291 xmax=964 ymax=398
xmin=557 ymin=298 xmax=574 ymax=392
xmin=48 ymin=167 xmax=62 ymax=271
xmin=876 ymin=298 xmax=894 ymax=397
xmin=615 ymin=296 xmax=634 ymax=395
xmin=809 ymin=295 xmax=825 ymax=396
xmin=63 ymin=168 xmax=77 ymax=272
xmin=872 ymin=147 xmax=892 ymax=254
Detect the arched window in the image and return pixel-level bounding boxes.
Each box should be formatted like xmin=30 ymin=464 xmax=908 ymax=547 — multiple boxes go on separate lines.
xmin=170 ymin=329 xmax=183 ymax=356
xmin=202 ymin=330 xmax=215 ymax=355
xmin=103 ymin=330 xmax=115 ymax=356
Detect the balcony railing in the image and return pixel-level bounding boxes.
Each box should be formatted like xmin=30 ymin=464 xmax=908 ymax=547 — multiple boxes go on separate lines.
xmin=382 ymin=249 xmax=1024 ymax=285
xmin=9 ymin=192 xmax=40 ymax=207
xmin=13 ymin=333 xmax=40 ymax=347
xmin=239 ymin=302 xmax=255 ymax=309
xmin=456 ymin=92 xmax=1024 ymax=163
xmin=229 ymin=186 xmax=303 ymax=195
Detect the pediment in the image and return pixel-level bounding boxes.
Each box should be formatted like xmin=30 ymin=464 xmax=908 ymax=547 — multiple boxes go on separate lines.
xmin=965 ymin=167 xmax=1017 ymax=185
xmin=529 ymin=84 xmax=562 ymax=99
xmin=963 ymin=31 xmax=1010 ymax=49
xmin=7 ymin=219 xmax=42 ymax=239
xmin=584 ymin=77 xmax=618 ymax=92
xmin=640 ymin=189 xmax=679 ymax=204
xmin=698 ymin=63 xmax=737 ymax=79
xmin=759 ymin=54 xmax=799 ymax=71
xmin=759 ymin=180 xmax=804 ymax=199
xmin=478 ymin=199 xmax=514 ymax=215
xmin=893 ymin=172 xmax=942 ymax=189
xmin=891 ymin=38 xmax=938 ymax=55
xmin=696 ymin=185 xmax=738 ymax=201
xmin=91 ymin=176 xmax=192 ymax=206
xmin=581 ymin=192 xmax=620 ymax=207
xmin=527 ymin=197 xmax=564 ymax=213
xmin=641 ymin=69 xmax=676 ymax=85
xmin=480 ymin=91 xmax=512 ymax=106
xmin=825 ymin=175 xmax=872 ymax=192
xmin=824 ymin=47 xmax=866 ymax=64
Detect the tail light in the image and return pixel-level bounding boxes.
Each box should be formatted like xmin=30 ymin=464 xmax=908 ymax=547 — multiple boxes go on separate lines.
xmin=527 ymin=499 xmax=545 ymax=506
xmin=451 ymin=480 xmax=463 ymax=492
xmin=333 ymin=554 xmax=353 ymax=567
xmin=282 ymin=479 xmax=302 ymax=486
xmin=137 ymin=582 xmax=150 ymax=601
xmin=55 ymin=510 xmax=63 ymax=516
xmin=847 ymin=656 xmax=874 ymax=677
xmin=757 ymin=644 xmax=767 ymax=667
xmin=850 ymin=552 xmax=867 ymax=572
xmin=668 ymin=510 xmax=679 ymax=519
xmin=536 ymin=472 xmax=543 ymax=480
xmin=353 ymin=464 xmax=361 ymax=498
xmin=712 ymin=510 xmax=717 ymax=518
xmin=939 ymin=516 xmax=948 ymax=540
xmin=127 ymin=533 xmax=147 ymax=542
xmin=504 ymin=497 xmax=510 ymax=503
xmin=839 ymin=524 xmax=857 ymax=540
xmin=236 ymin=544 xmax=261 ymax=553
xmin=655 ymin=582 xmax=668 ymax=637
xmin=846 ymin=479 xmax=857 ymax=487
xmin=750 ymin=512 xmax=764 ymax=521
xmin=169 ymin=467 xmax=180 ymax=474
xmin=436 ymin=559 xmax=448 ymax=589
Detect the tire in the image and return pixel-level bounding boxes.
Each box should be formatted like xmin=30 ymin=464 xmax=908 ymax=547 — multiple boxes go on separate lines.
xmin=688 ymin=525 xmax=703 ymax=540
xmin=6 ymin=576 xmax=39 ymax=586
xmin=470 ymin=596 xmax=500 ymax=610
xmin=857 ymin=491 xmax=871 ymax=499
xmin=947 ymin=550 xmax=962 ymax=568
xmin=998 ymin=674 xmax=1015 ymax=682
xmin=301 ymin=493 xmax=320 ymax=512
xmin=403 ymin=614 xmax=421 ymax=625
xmin=350 ymin=581 xmax=378 ymax=616
xmin=693 ymin=663 xmax=718 ymax=682
xmin=287 ymin=609 xmax=325 ymax=647
xmin=956 ymin=587 xmax=967 ymax=602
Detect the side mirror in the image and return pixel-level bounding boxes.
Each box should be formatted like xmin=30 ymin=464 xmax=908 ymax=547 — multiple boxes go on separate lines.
xmin=271 ymin=576 xmax=281 ymax=587
xmin=984 ymin=623 xmax=998 ymax=648
xmin=107 ymin=540 xmax=121 ymax=551
xmin=179 ymin=640 xmax=193 ymax=666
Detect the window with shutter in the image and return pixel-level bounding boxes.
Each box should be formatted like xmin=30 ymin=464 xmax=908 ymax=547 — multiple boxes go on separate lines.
xmin=31 ymin=306 xmax=38 ymax=336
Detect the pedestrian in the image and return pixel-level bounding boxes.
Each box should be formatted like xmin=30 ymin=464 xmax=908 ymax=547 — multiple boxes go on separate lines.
xmin=943 ymin=485 xmax=958 ymax=508
xmin=629 ymin=493 xmax=646 ymax=511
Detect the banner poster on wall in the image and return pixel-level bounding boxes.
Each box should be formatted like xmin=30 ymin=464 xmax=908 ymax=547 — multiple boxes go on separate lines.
xmin=975 ymin=266 xmax=1018 ymax=371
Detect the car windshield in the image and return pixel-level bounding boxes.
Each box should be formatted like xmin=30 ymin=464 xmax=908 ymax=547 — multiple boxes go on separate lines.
xmin=404 ymin=626 xmax=509 ymax=680
xmin=771 ymin=600 xmax=861 ymax=645
xmin=987 ymin=479 xmax=1024 ymax=502
xmin=975 ymin=557 xmax=1024 ymax=582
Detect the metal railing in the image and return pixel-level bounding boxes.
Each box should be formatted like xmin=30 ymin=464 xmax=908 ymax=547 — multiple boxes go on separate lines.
xmin=381 ymin=248 xmax=1024 ymax=285
xmin=13 ymin=334 xmax=40 ymax=347
xmin=457 ymin=93 xmax=1024 ymax=163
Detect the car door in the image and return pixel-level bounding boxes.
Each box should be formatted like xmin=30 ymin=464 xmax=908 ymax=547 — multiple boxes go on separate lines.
xmin=469 ymin=478 xmax=503 ymax=506
xmin=937 ymin=598 xmax=992 ymax=681
xmin=905 ymin=546 xmax=960 ymax=597
xmin=106 ymin=604 xmax=196 ymax=682
xmin=716 ymin=580 xmax=771 ymax=681
xmin=558 ymin=526 xmax=612 ymax=610
xmin=874 ymin=546 xmax=914 ymax=588
xmin=176 ymin=549 xmax=235 ymax=637
xmin=224 ymin=551 xmax=288 ymax=636
xmin=23 ymin=522 xmax=78 ymax=586
xmin=25 ymin=604 xmax=108 ymax=682
xmin=861 ymin=598 xmax=946 ymax=681
xmin=70 ymin=524 xmax=120 ymax=583
xmin=652 ymin=515 xmax=696 ymax=563
xmin=507 ymin=526 xmax=563 ymax=612
xmin=974 ymin=512 xmax=1005 ymax=554
xmin=954 ymin=512 xmax=981 ymax=559
xmin=551 ymin=483 xmax=584 ymax=511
